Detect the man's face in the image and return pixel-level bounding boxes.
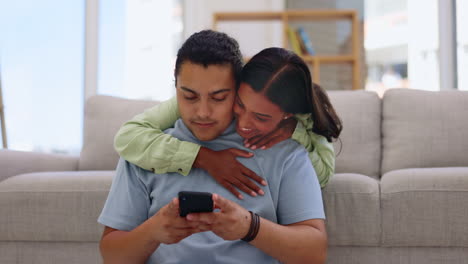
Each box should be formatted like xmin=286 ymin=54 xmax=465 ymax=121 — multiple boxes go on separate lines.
xmin=176 ymin=61 xmax=236 ymax=141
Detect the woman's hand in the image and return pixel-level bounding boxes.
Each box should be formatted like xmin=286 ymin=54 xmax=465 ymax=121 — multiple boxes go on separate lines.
xmin=186 ymin=194 xmax=251 ymax=241
xmin=244 ymin=118 xmax=297 ymax=150
xmin=194 ymin=147 xmax=267 ymax=199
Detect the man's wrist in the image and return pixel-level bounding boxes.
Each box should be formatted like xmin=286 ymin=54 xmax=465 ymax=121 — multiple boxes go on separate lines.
xmin=146 ymin=215 xmax=164 ymax=246
xmin=241 ymin=210 xmax=252 ymax=239
xmin=241 ymin=211 xmax=260 ymax=242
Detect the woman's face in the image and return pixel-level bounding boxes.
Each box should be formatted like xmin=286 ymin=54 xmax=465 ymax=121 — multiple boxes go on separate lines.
xmin=233 ymin=82 xmax=292 ymax=139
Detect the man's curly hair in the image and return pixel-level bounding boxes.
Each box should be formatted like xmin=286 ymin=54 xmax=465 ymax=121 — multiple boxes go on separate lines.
xmin=174 ymin=30 xmax=243 ymax=88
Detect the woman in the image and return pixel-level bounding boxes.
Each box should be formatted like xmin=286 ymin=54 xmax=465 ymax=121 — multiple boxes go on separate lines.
xmin=114 ymin=47 xmax=341 ymax=199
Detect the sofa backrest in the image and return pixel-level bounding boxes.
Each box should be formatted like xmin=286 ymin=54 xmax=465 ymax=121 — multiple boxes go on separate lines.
xmin=328 ymin=91 xmax=382 ymax=179
xmin=79 ymin=95 xmax=158 ymax=170
xmin=381 ymin=89 xmax=468 ymax=174
xmin=80 ymin=92 xmax=384 ymax=176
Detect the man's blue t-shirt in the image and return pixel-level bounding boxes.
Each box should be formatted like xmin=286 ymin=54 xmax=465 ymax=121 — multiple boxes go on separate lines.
xmin=98 ymin=120 xmax=325 ymax=264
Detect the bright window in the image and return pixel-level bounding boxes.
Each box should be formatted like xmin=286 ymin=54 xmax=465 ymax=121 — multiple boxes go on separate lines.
xmin=364 ymin=0 xmax=440 ymax=95
xmin=457 ymin=0 xmax=468 ymax=90
xmin=0 ymin=0 xmax=85 ymax=154
xmin=98 ymin=0 xmax=183 ymax=101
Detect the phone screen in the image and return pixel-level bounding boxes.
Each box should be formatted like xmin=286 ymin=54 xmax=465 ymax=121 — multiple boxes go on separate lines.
xmin=178 ymin=191 xmax=214 ymax=217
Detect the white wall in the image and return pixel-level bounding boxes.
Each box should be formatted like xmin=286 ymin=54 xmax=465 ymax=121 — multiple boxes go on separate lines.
xmin=183 ymin=0 xmax=285 ymax=57
xmin=457 ymin=0 xmax=468 ymax=90
xmin=84 ymin=0 xmax=99 ymax=100
xmin=407 ymin=0 xmax=439 ymax=91
xmin=123 ymin=0 xmax=175 ymax=100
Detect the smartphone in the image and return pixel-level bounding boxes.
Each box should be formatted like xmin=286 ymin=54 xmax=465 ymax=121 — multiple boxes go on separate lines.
xmin=178 ymin=191 xmax=214 ymax=217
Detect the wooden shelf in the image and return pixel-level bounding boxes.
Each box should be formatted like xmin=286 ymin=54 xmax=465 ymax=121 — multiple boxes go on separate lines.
xmin=214 ymin=12 xmax=283 ymax=21
xmin=244 ymin=55 xmax=354 ymax=63
xmin=213 ymin=10 xmax=362 ymax=90
xmin=302 ymin=55 xmax=354 ymax=63
xmin=286 ymin=10 xmax=355 ymax=20
xmin=214 ymin=10 xmax=355 ymax=22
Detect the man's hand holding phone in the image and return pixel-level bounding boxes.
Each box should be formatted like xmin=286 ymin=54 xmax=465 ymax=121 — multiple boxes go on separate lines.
xmin=149 ymin=197 xmax=206 ymax=245
xmin=185 ymin=193 xmax=251 ymax=241
xmin=178 ymin=191 xmax=214 ymax=217
xmin=151 ymin=191 xmax=249 ymax=245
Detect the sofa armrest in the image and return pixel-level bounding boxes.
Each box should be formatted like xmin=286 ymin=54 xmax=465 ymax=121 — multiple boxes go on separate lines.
xmin=0 ymin=150 xmax=79 ymax=182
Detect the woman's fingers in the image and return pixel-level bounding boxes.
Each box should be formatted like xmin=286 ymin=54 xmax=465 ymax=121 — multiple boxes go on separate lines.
xmin=227 ymin=148 xmax=254 ymax=158
xmin=238 ymin=173 xmax=265 ymax=195
xmin=259 ymin=135 xmax=283 ymax=150
xmin=204 ymin=148 xmax=265 ymax=199
xmin=240 ymin=165 xmax=267 ymax=186
xmin=230 ymin=178 xmax=258 ymax=197
xmin=220 ymin=180 xmax=244 ymax=200
xmin=245 ymin=130 xmax=279 ymax=149
xmin=221 ymin=167 xmax=265 ymax=198
xmin=244 ymin=118 xmax=297 ymax=149
xmin=244 ymin=134 xmax=263 ymax=148
xmin=255 ymin=132 xmax=282 ymax=149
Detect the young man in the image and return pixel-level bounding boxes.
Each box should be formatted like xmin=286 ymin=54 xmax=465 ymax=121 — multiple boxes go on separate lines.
xmin=98 ymin=30 xmax=326 ymax=263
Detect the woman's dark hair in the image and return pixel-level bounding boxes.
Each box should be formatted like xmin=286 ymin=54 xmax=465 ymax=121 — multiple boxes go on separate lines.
xmin=241 ymin=47 xmax=342 ymax=142
xmin=174 ymin=30 xmax=243 ymax=87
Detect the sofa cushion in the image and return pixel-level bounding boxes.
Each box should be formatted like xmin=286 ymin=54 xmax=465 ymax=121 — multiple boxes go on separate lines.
xmin=381 ymin=167 xmax=468 ymax=247
xmin=0 ymin=242 xmax=101 ymax=264
xmin=0 ymin=171 xmax=114 ymax=242
xmin=328 ymin=91 xmax=382 ymax=179
xmin=382 ymin=89 xmax=468 ymax=174
xmin=327 ymin=246 xmax=468 ymax=264
xmin=0 ymin=150 xmax=79 ymax=182
xmin=79 ymin=96 xmax=157 ymax=170
xmin=322 ymin=173 xmax=381 ymax=246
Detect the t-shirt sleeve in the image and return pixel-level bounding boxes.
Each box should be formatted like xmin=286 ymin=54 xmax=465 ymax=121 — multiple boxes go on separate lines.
xmin=98 ymin=158 xmax=150 ymax=231
xmin=276 ymin=147 xmax=325 ymax=225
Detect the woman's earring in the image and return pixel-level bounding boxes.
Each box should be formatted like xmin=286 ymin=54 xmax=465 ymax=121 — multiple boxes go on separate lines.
xmin=283 ymin=116 xmax=289 ymax=120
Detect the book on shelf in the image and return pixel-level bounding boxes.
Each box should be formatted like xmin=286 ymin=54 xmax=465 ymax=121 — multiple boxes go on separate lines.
xmin=295 ymin=29 xmax=308 ymax=55
xmin=296 ymin=26 xmax=316 ymax=56
xmin=287 ymin=26 xmax=303 ymax=56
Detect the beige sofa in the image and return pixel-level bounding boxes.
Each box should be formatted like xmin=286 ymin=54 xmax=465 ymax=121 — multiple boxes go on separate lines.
xmin=1 ymin=89 xmax=467 ymax=264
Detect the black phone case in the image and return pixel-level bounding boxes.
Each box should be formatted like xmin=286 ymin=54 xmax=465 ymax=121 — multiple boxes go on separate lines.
xmin=178 ymin=191 xmax=214 ymax=217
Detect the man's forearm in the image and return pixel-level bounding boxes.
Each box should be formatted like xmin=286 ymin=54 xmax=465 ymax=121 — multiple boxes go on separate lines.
xmin=250 ymin=218 xmax=327 ymax=264
xmin=100 ymin=219 xmax=160 ymax=264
